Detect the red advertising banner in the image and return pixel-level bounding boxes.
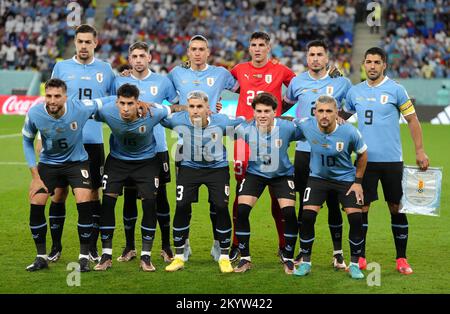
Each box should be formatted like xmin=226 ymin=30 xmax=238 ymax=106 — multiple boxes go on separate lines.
xmin=0 ymin=95 xmax=43 ymax=115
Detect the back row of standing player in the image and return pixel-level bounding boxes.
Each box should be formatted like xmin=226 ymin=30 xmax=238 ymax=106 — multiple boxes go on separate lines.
xmin=30 ymin=24 xmax=429 ymax=275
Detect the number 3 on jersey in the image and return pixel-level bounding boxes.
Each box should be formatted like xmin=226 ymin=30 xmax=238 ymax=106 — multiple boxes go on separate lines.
xmin=246 ymin=90 xmax=264 ymax=106
xmin=176 ymin=185 xmax=184 ymax=201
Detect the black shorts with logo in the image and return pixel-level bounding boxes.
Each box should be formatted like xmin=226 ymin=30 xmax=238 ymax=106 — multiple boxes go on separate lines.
xmin=84 ymin=143 xmax=105 ymax=190
xmin=176 ymin=166 xmax=230 ymax=207
xmin=303 ymin=177 xmax=362 ymax=209
xmin=102 ymin=155 xmax=159 ymax=200
xmin=362 ymin=162 xmax=403 ymax=205
xmin=238 ymin=173 xmax=296 ymax=201
xmin=38 ymin=161 xmax=92 ymax=195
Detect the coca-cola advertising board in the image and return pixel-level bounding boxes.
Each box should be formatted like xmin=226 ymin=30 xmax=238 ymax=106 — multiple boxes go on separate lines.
xmin=0 ymin=95 xmax=43 ymax=115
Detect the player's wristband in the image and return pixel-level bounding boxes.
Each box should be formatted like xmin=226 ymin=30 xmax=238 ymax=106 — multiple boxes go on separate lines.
xmin=354 ymin=177 xmax=363 ymax=184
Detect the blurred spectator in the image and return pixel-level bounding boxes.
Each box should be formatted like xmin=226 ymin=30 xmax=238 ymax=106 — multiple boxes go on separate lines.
xmin=0 ymin=0 xmax=93 ymax=80
xmin=381 ymin=0 xmax=449 ymax=78
xmin=97 ymin=0 xmax=357 ymax=75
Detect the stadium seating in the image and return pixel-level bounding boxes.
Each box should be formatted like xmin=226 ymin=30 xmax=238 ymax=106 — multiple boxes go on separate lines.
xmin=0 ymin=0 xmax=93 ymax=80
xmin=97 ymin=0 xmax=357 ymax=75
xmin=381 ymin=0 xmax=449 ymax=78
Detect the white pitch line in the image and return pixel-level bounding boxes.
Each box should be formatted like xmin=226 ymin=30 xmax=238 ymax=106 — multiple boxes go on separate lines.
xmin=0 ymin=133 xmax=21 ymax=139
xmin=0 ymin=161 xmax=27 ymax=165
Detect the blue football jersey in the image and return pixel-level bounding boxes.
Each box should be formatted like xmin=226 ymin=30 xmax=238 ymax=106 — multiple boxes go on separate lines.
xmin=294 ymin=117 xmax=367 ymax=182
xmin=161 ymin=112 xmax=245 ymax=169
xmin=235 ymin=119 xmax=304 ymax=178
xmin=168 ymin=64 xmax=238 ymax=112
xmin=94 ymin=102 xmax=170 ymax=160
xmin=52 ymin=57 xmax=116 ymax=144
xmin=22 ymin=98 xmax=103 ymax=166
xmin=284 ymin=71 xmax=352 ymax=152
xmin=344 ymin=76 xmax=415 ymax=162
xmin=114 ymin=72 xmax=178 ymax=153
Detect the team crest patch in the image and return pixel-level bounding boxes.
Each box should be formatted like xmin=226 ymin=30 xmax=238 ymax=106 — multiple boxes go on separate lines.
xmin=81 ymin=169 xmax=89 ymax=179
xmin=211 ymin=132 xmax=218 ymax=142
xmin=150 ymin=86 xmax=158 ymax=96
xmin=225 ymin=185 xmax=230 ymax=196
xmin=70 ymin=121 xmax=78 ymax=130
xmin=336 ymin=141 xmax=344 ymax=152
xmin=154 ymin=177 xmax=159 ymax=188
xmin=326 ymin=85 xmax=334 ymax=95
xmin=380 ymin=94 xmax=389 ymax=104
xmin=275 ymin=139 xmax=282 ymax=148
xmin=207 ymin=77 xmax=215 ymax=87
xmin=139 ymin=125 xmax=146 ymax=133
xmin=287 ymin=180 xmax=295 ymax=190
xmin=265 ymin=74 xmax=272 ymax=84
xmin=96 ymin=72 xmax=103 ymax=83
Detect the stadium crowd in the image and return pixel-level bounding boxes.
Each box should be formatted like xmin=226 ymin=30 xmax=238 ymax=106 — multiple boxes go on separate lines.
xmin=381 ymin=0 xmax=449 ymax=78
xmin=1 ymin=0 xmax=448 ymax=80
xmin=98 ymin=0 xmax=356 ymax=75
xmin=0 ymin=0 xmax=94 ymax=78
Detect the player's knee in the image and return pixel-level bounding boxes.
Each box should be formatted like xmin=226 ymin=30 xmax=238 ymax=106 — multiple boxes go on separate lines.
xmin=387 ymin=202 xmax=400 ymax=214
xmin=302 ymin=209 xmax=318 ymax=225
xmin=52 ymin=187 xmax=68 ymax=202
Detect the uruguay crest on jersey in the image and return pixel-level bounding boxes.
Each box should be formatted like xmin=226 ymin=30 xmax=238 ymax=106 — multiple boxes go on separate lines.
xmin=265 ymin=74 xmax=272 ymax=84
xmin=380 ymin=94 xmax=389 ymax=104
xmin=275 ymin=139 xmax=282 ymax=148
xmin=150 ymin=86 xmax=158 ymax=96
xmin=211 ymin=132 xmax=218 ymax=142
xmin=139 ymin=125 xmax=147 ymax=133
xmin=326 ymin=85 xmax=334 ymax=95
xmin=70 ymin=121 xmax=78 ymax=131
xmin=336 ymin=141 xmax=344 ymax=152
xmin=207 ymin=77 xmax=215 ymax=87
xmin=96 ymin=72 xmax=103 ymax=83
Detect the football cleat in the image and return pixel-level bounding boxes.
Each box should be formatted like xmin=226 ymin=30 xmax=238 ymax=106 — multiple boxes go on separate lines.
xmin=78 ymin=257 xmax=90 ymax=272
xmin=26 ymin=257 xmax=48 ymax=272
xmin=165 ymin=257 xmax=185 ymax=272
xmin=293 ymin=252 xmax=303 ymax=266
xmin=396 ymin=258 xmax=413 ymax=275
xmin=332 ymin=253 xmax=347 ymax=270
xmin=161 ymin=247 xmax=174 ymax=263
xmin=140 ymin=255 xmax=156 ymax=272
xmin=293 ymin=262 xmax=311 ymax=276
xmin=358 ymin=257 xmax=367 ymax=270
xmin=348 ymin=263 xmax=365 ymax=279
xmin=94 ymin=254 xmax=112 ymax=271
xmin=117 ymin=247 xmax=137 ymax=262
xmin=233 ymin=259 xmax=252 ymax=273
xmin=218 ymin=257 xmax=234 ymax=273
xmin=283 ymin=260 xmax=295 ymax=275
xmin=210 ymin=240 xmax=220 ymax=262
xmin=229 ymin=246 xmax=240 ymax=263
xmin=48 ymin=246 xmax=62 ymax=262
xmin=89 ymin=249 xmax=101 ymax=263
xmin=183 ymin=239 xmax=192 ymax=262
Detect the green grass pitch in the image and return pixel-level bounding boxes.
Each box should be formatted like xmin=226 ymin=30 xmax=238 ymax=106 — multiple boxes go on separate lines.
xmin=0 ymin=115 xmax=448 ymax=294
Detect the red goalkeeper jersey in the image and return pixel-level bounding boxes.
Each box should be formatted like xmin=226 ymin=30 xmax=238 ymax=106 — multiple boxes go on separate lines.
xmin=231 ymin=60 xmax=295 ymax=118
